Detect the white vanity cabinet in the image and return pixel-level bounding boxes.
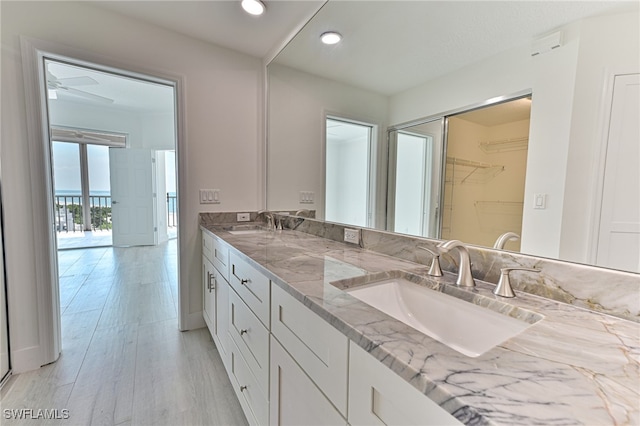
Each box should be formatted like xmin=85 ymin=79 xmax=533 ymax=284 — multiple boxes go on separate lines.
xmin=202 ymin=255 xmax=216 ymax=331
xmin=270 ymin=336 xmax=346 ymax=426
xmin=349 ymin=342 xmax=462 ymax=426
xmin=270 ymin=283 xmax=349 ymax=418
xmin=202 ymin=230 xmax=231 ymax=366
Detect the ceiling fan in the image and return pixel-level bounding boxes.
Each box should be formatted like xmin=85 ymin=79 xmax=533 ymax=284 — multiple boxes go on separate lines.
xmin=47 ymin=71 xmax=114 ymax=104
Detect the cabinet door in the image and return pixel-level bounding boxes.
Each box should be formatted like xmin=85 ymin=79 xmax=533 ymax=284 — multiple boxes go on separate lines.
xmin=270 ymin=337 xmax=346 ymax=426
xmin=215 ymin=274 xmax=231 ymax=368
xmin=349 ymin=342 xmax=462 ymax=426
xmin=271 ymin=284 xmax=348 ymax=415
xmin=203 ymin=255 xmax=216 ymax=334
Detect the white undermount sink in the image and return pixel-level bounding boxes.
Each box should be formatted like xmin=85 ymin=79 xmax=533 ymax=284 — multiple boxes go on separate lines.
xmin=223 ymin=224 xmax=269 ymax=235
xmin=339 ymin=273 xmax=542 ymax=357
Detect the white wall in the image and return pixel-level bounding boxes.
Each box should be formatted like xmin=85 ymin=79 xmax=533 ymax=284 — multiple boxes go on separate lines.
xmin=390 ymin=22 xmax=582 ymax=259
xmin=267 ymin=63 xmax=388 ymax=225
xmin=560 ymin=11 xmax=640 ymax=263
xmin=1 ymin=1 xmax=262 ymax=372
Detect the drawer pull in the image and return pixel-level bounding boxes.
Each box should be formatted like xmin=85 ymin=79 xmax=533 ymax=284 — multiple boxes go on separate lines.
xmin=241 ymin=278 xmax=249 ymax=285
xmin=240 ymin=329 xmax=248 ymax=335
xmin=240 ymin=385 xmax=247 ymax=392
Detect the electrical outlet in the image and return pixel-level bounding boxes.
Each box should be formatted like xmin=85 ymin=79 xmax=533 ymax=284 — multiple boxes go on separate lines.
xmin=237 ymin=213 xmax=250 ymax=222
xmin=344 ymin=228 xmax=360 ymax=244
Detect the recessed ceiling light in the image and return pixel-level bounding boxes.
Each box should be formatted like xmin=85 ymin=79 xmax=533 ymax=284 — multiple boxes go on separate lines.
xmin=320 ymin=31 xmax=342 ymax=45
xmin=241 ymin=0 xmax=265 ymax=16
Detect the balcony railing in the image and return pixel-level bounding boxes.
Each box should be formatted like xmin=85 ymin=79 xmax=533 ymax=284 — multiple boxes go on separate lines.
xmin=55 ymin=193 xmax=177 ymax=232
xmin=167 ymin=193 xmax=177 ymax=227
xmin=55 ymin=195 xmax=112 ymax=232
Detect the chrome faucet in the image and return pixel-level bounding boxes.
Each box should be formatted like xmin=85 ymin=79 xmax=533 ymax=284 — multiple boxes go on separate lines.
xmin=417 ymin=246 xmax=443 ymax=277
xmin=295 ymin=209 xmax=311 ymax=217
xmin=493 ymin=232 xmax=520 ymax=249
xmin=257 ymin=210 xmax=274 ymax=230
xmin=436 ymin=240 xmax=475 ymax=287
xmin=493 ymin=267 xmax=540 ymax=298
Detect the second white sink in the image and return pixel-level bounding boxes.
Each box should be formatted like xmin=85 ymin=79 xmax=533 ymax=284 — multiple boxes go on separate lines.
xmin=344 ymin=275 xmax=540 ymax=357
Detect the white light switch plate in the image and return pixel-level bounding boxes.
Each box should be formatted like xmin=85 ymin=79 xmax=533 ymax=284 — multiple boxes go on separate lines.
xmin=534 ymin=193 xmax=546 ymax=209
xmin=237 ymin=213 xmax=250 ymax=222
xmin=199 ymin=189 xmax=221 ymax=204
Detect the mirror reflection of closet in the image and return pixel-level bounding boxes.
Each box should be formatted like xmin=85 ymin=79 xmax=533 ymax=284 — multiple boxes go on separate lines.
xmin=443 ymin=96 xmax=531 ymax=251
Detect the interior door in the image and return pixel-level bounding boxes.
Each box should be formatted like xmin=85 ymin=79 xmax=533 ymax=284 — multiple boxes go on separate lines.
xmin=596 ymin=73 xmax=640 ymax=272
xmin=392 ymin=131 xmax=432 ymax=236
xmin=109 ymin=148 xmax=156 ymax=247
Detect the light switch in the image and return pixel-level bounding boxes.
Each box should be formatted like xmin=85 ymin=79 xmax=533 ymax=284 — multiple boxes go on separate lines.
xmin=534 ymin=193 xmax=547 ymax=209
xmin=199 ymin=189 xmax=221 ymax=204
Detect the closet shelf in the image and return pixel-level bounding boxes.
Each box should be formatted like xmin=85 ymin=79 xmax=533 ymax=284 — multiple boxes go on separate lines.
xmin=445 ymin=156 xmax=504 ymax=184
xmin=478 ymin=137 xmax=528 ymax=154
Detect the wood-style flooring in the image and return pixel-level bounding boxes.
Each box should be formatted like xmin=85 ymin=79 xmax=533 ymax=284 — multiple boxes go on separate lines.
xmin=0 ymin=240 xmax=247 ymax=426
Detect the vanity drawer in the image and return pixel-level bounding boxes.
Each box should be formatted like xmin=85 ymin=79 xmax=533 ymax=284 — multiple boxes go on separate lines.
xmin=271 ymin=283 xmax=349 ymax=416
xmin=212 ymin=237 xmax=229 ymax=281
xmin=228 ymin=336 xmax=269 ymax=426
xmin=229 ymin=251 xmax=270 ymax=327
xmin=229 ymin=289 xmax=269 ymax=398
xmin=349 ymin=342 xmax=462 ymax=426
xmin=202 ymin=230 xmax=214 ymax=262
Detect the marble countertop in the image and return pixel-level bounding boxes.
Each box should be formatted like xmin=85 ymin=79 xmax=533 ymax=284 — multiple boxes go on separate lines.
xmin=201 ymin=224 xmax=639 ymax=425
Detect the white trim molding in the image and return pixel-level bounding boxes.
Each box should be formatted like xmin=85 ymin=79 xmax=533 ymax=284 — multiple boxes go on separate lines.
xmin=17 ymin=36 xmax=189 ymax=372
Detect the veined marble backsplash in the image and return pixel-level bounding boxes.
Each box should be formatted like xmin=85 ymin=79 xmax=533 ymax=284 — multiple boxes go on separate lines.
xmin=200 ymin=212 xmax=639 ymax=322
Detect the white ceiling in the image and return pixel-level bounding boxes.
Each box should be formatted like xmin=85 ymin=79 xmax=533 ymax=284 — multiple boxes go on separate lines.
xmin=273 ymin=1 xmax=638 ymax=95
xmin=47 ymin=60 xmax=175 ymax=113
xmin=92 ymin=0 xmax=325 ymax=59
xmin=455 ymin=97 xmax=532 ymax=127
xmin=48 ymin=1 xmax=637 ymax=113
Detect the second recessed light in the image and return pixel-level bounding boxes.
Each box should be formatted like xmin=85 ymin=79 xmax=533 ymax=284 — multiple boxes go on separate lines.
xmin=320 ymin=31 xmax=342 ymax=45
xmin=242 ymin=0 xmax=265 ymax=16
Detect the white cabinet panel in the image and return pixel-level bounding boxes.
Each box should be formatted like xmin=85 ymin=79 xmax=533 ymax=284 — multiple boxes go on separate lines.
xmin=229 ymin=289 xmax=270 ymax=398
xmin=229 ymin=251 xmax=271 ymax=327
xmin=270 ymin=336 xmax=346 ymax=426
xmin=228 ymin=337 xmax=269 ymax=426
xmin=214 ymin=273 xmax=231 ymax=369
xmin=213 ymin=237 xmax=230 ymax=281
xmin=202 ymin=255 xmax=216 ymax=334
xmin=203 ymin=230 xmax=214 ymax=262
xmin=271 ymin=284 xmax=348 ymax=416
xmin=349 ymin=342 xmax=462 ymax=426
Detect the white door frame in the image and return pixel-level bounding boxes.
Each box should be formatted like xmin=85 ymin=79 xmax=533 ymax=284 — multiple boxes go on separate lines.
xmin=20 ymin=36 xmax=187 ymax=368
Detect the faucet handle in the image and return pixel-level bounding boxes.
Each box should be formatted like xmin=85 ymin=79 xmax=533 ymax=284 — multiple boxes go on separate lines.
xmin=418 ymin=246 xmax=443 ymax=277
xmin=493 ymin=267 xmax=540 ymax=298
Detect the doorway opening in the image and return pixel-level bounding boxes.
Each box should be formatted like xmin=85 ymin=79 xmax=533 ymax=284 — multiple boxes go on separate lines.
xmin=325 ymin=117 xmax=375 ymax=228
xmin=46 ymin=59 xmax=178 ymax=250
xmin=442 ymin=96 xmax=531 ymax=250
xmin=387 ymin=119 xmax=443 ymax=238
xmin=43 ymin=58 xmax=180 ymax=355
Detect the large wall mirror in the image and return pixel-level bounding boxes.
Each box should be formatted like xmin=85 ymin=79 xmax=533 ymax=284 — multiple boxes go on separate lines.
xmin=267 ymin=1 xmax=639 ymax=273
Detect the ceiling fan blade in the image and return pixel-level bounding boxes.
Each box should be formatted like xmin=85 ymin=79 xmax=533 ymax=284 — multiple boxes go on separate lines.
xmin=58 ymin=86 xmax=114 ymax=104
xmin=57 ymin=76 xmax=98 ymax=87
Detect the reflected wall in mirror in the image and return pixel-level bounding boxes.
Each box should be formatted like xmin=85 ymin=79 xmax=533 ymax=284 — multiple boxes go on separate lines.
xmin=267 ymin=1 xmax=639 ymax=273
